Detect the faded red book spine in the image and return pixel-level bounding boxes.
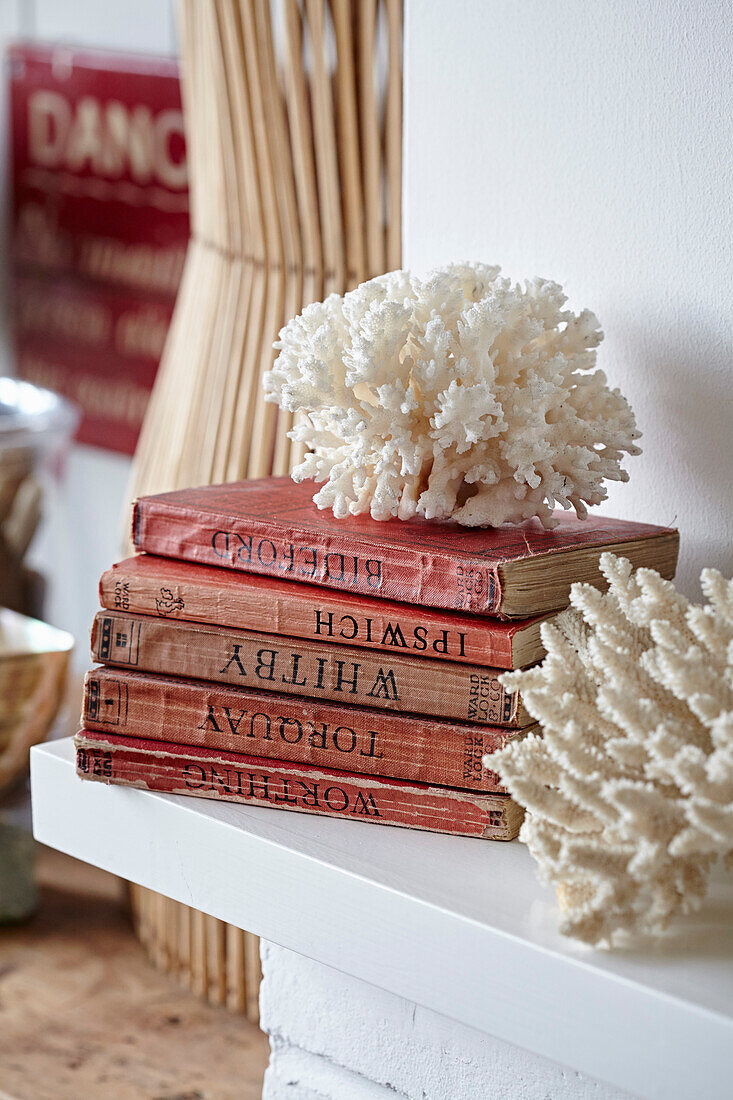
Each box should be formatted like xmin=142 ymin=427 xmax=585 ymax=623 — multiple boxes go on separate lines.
xmin=90 ymin=611 xmax=528 ymax=727
xmin=75 ymin=731 xmax=524 ymax=841
xmin=83 ymin=668 xmax=530 ymax=791
xmin=132 ymin=479 xmax=506 ymax=614
xmin=101 ymin=555 xmax=547 ymax=668
xmin=132 ymin=478 xmax=677 ymax=616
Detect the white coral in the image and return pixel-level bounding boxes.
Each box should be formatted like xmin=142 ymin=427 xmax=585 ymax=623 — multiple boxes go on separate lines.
xmin=264 ymin=263 xmax=641 ymax=527
xmin=491 ymin=554 xmax=733 ymax=947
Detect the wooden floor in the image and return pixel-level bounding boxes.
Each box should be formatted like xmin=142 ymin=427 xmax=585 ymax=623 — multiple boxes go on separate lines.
xmin=0 ymin=846 xmax=269 ymax=1100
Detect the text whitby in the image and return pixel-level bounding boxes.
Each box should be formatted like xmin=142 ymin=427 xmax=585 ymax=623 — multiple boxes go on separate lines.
xmin=219 ymin=645 xmax=401 ymax=701
xmin=211 ymin=530 xmax=382 ymax=589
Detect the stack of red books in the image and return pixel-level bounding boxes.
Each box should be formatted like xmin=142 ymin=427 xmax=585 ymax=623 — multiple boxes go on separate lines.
xmin=76 ymin=478 xmax=678 ymax=841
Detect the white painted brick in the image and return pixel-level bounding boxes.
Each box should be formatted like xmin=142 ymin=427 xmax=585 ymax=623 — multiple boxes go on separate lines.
xmin=263 ymin=1042 xmax=398 ymax=1100
xmin=260 ymin=941 xmax=633 ymax=1100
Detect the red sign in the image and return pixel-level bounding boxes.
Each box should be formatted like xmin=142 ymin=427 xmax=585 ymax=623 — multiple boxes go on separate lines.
xmin=8 ymin=43 xmax=190 ymax=453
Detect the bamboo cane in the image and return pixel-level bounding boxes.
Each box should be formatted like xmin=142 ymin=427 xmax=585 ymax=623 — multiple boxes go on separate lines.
xmin=126 ymin=0 xmax=403 ymax=1023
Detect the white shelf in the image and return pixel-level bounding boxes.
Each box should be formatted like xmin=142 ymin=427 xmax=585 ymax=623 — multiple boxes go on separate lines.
xmin=31 ymin=738 xmax=733 ymax=1100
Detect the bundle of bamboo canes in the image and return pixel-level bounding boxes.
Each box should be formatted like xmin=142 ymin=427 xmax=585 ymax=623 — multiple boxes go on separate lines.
xmin=126 ymin=0 xmax=402 ymax=1021
xmin=129 ymin=0 xmax=402 ymax=499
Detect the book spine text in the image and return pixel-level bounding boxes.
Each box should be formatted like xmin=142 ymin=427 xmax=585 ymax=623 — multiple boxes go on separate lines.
xmin=75 ymin=732 xmax=523 ymax=840
xmin=90 ymin=612 xmax=526 ymax=727
xmin=82 ymin=669 xmax=525 ymax=791
xmin=100 ymin=563 xmax=518 ymax=667
xmin=132 ymin=501 xmax=503 ymax=614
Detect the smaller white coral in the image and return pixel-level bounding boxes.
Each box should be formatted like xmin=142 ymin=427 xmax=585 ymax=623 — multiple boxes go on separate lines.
xmin=491 ymin=554 xmax=733 ymax=948
xmin=264 ymin=263 xmax=641 ymax=527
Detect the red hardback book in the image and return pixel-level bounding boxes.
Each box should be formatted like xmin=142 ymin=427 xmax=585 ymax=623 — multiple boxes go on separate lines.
xmin=75 ymin=730 xmax=524 ymax=840
xmin=101 ymin=555 xmax=551 ymax=668
xmin=82 ymin=668 xmax=530 ymax=792
xmin=90 ymin=610 xmax=529 ymax=727
xmin=132 ymin=478 xmax=680 ymax=617
xmin=9 ymin=43 xmax=189 ymax=453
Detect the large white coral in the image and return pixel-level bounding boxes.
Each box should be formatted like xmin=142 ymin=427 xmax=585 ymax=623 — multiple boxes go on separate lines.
xmin=264 ymin=263 xmax=641 ymax=527
xmin=491 ymin=554 xmax=733 ymax=947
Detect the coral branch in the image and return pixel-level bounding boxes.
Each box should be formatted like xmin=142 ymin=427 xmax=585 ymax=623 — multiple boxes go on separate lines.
xmin=491 ymin=554 xmax=733 ymax=947
xmin=264 ymin=263 xmax=641 ymax=527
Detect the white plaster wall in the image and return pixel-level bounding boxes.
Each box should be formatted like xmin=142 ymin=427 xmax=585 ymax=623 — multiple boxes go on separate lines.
xmin=404 ymin=0 xmax=732 ymax=598
xmin=260 ymin=941 xmax=631 ymax=1100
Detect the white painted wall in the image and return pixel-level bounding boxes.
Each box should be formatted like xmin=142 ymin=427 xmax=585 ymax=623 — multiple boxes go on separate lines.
xmin=404 ymin=0 xmax=732 ymax=598
xmin=31 ymin=0 xmax=176 ymax=53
